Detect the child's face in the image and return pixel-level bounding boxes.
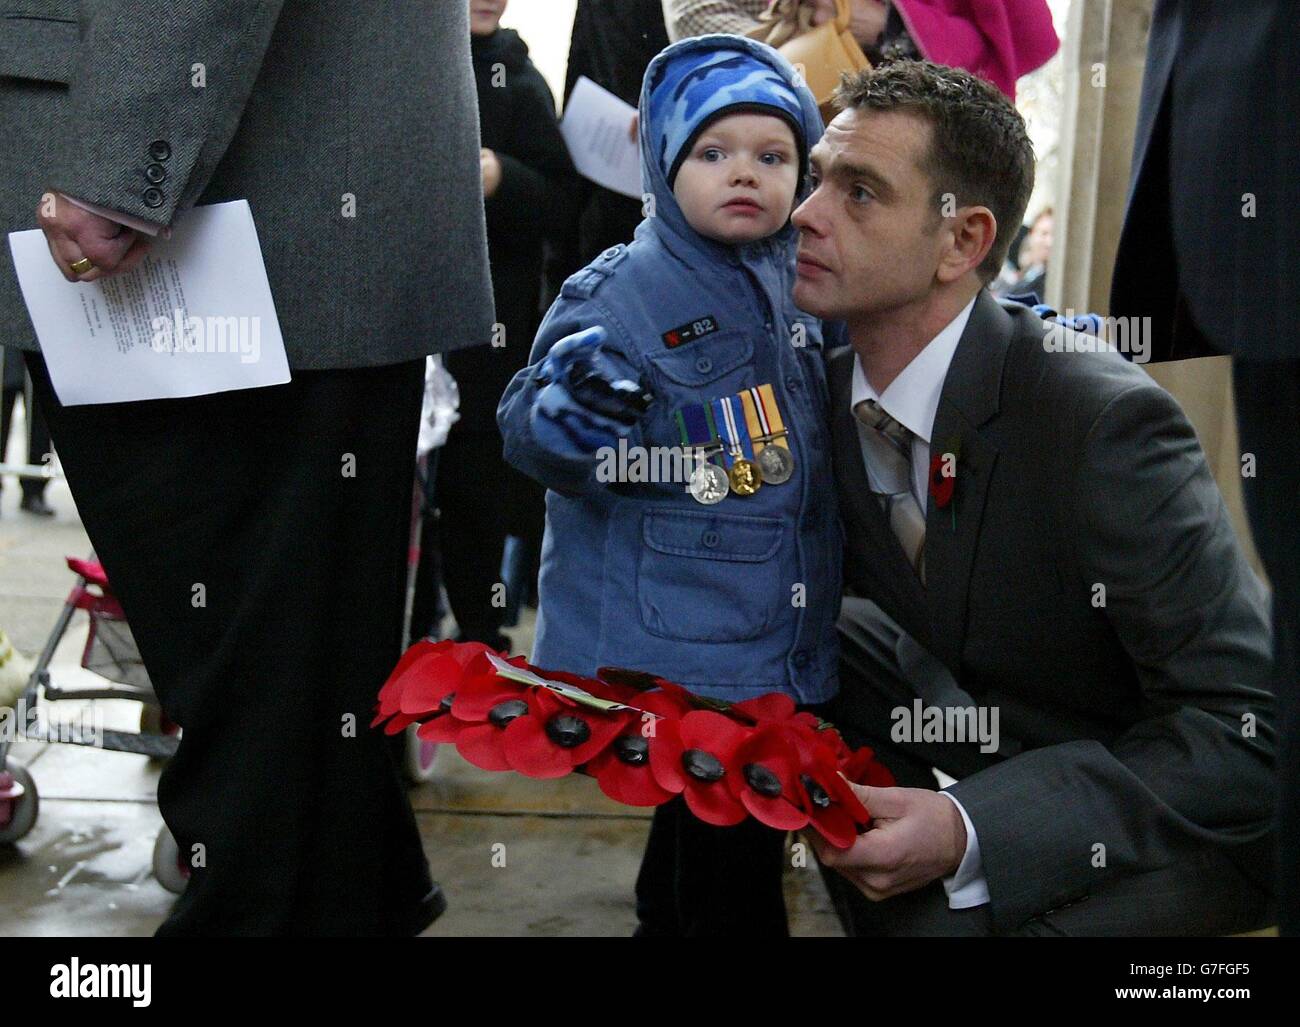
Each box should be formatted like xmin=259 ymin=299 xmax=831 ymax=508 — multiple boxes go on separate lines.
xmin=673 ymin=113 xmax=800 ymax=245
xmin=469 ymin=0 xmax=507 ymax=37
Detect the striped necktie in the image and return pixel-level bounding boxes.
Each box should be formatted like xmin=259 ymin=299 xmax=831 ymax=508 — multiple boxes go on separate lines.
xmin=853 ymin=397 xmax=927 ymax=584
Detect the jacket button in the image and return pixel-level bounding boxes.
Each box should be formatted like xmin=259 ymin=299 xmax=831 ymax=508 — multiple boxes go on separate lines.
xmin=702 ymin=529 xmax=720 ymax=548
xmin=145 ymin=162 xmax=166 ymax=184
xmin=792 ymin=650 xmax=810 ymax=668
xmin=695 ymin=357 xmax=713 ymax=375
xmin=143 ymin=187 xmax=164 ymax=208
xmin=148 ymin=140 xmax=171 ymax=162
xmin=785 ymin=375 xmax=800 ymax=391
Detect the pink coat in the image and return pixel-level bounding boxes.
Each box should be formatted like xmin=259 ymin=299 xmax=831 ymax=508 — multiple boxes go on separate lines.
xmin=893 ymin=0 xmax=1060 ymax=99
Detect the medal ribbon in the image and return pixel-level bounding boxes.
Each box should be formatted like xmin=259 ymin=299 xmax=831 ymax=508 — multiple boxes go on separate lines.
xmin=753 ymin=384 xmax=790 ymax=450
xmin=712 ymin=394 xmax=755 ymax=463
xmin=676 ymin=404 xmax=723 ymax=468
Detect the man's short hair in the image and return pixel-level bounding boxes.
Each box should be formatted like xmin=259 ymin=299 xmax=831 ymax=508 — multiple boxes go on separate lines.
xmin=834 ymin=61 xmax=1037 ymax=283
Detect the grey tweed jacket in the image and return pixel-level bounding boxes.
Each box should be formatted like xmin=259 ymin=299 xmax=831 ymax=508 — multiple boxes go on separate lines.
xmin=0 ymin=0 xmax=495 ymax=371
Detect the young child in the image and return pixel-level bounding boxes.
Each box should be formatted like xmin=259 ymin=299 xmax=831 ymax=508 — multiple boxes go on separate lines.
xmin=498 ymin=35 xmax=841 ymax=936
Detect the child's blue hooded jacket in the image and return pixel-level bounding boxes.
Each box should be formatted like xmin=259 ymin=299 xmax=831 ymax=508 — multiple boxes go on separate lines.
xmin=497 ymin=35 xmax=842 ymax=703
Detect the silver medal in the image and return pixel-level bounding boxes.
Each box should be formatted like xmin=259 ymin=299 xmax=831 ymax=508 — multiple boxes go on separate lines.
xmin=757 ymin=444 xmax=794 ymax=484
xmin=688 ymin=462 xmax=730 ymax=504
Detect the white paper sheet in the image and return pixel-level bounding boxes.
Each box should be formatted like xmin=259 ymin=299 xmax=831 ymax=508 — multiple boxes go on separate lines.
xmin=8 ymin=199 xmax=290 ymax=406
xmin=560 ymin=75 xmax=643 ymax=200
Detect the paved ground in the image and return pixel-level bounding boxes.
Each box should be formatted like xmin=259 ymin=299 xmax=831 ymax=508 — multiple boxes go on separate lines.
xmin=0 ymin=429 xmax=842 ymax=936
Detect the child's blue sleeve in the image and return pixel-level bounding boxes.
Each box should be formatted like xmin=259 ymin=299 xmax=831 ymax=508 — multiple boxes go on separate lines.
xmin=497 ymin=295 xmax=648 ymax=497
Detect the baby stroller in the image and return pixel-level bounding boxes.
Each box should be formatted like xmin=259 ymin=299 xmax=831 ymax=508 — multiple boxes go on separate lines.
xmin=0 ymin=554 xmax=192 ymax=893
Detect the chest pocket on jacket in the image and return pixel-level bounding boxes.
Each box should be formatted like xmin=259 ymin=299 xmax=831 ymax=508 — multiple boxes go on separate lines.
xmin=642 ymin=329 xmax=756 ymax=448
xmin=637 ymin=508 xmax=785 ymax=643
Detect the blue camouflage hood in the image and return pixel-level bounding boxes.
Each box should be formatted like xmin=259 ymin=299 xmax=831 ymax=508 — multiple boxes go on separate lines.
xmin=639 ymin=34 xmax=824 ymax=254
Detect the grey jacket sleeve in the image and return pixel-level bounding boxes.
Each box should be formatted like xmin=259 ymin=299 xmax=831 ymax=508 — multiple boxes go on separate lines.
xmin=946 ymin=379 xmax=1275 ymax=933
xmin=53 ymin=1 xmax=286 ymax=227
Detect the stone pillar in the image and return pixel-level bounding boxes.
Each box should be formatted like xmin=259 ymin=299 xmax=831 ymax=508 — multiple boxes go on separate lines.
xmin=1048 ymin=0 xmax=1152 ymax=314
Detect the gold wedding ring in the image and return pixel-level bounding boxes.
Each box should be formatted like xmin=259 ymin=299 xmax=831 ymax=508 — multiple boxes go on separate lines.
xmin=69 ymin=257 xmax=94 ymax=275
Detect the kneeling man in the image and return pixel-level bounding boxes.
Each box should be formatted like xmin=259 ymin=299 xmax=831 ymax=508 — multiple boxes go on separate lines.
xmin=797 ymin=61 xmax=1275 ymax=936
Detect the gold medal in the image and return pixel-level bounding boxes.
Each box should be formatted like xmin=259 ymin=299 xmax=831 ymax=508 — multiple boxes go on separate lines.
xmin=728 ymin=457 xmax=763 ymax=496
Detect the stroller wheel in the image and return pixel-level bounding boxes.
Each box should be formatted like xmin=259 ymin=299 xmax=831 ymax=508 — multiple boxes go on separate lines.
xmin=403 ymin=724 xmax=439 ymax=784
xmin=0 ymin=763 xmax=39 ymax=844
xmin=152 ymin=826 xmax=191 ymax=894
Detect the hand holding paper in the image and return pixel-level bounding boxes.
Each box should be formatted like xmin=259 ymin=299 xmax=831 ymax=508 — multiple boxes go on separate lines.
xmin=35 ymin=191 xmax=151 ymax=283
xmin=9 ymin=200 xmax=290 ymax=406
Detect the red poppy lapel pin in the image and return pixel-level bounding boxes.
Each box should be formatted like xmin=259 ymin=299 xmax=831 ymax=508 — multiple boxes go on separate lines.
xmin=929 ymin=434 xmax=962 ymax=529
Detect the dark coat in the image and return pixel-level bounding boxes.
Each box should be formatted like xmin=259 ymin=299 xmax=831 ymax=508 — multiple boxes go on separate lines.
xmin=830 ymin=291 xmax=1274 ymax=932
xmin=1110 ymin=0 xmax=1300 ymax=361
xmin=446 ymin=28 xmax=575 ymax=431
xmin=545 ymin=0 xmax=669 ymax=293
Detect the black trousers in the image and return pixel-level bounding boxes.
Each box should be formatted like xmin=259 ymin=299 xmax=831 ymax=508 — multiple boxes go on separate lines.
xmin=1235 ymin=358 xmax=1300 ymax=937
xmin=27 ymin=352 xmax=438 ymax=936
xmin=634 ymin=795 xmax=791 ymax=937
xmin=431 ymin=427 xmax=510 ymax=645
xmin=0 ymin=379 xmax=52 ymax=498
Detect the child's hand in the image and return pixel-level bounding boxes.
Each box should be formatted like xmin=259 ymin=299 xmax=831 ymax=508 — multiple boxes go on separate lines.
xmin=530 ymin=327 xmax=653 ymax=460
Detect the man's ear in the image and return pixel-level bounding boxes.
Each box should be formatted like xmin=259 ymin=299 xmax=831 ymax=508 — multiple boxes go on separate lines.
xmin=936 ymin=207 xmax=997 ymax=284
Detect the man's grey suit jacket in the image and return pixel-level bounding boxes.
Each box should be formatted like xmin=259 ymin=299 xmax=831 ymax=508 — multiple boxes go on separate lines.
xmin=829 ymin=290 xmax=1276 ymax=933
xmin=0 ymin=0 xmax=495 ymax=370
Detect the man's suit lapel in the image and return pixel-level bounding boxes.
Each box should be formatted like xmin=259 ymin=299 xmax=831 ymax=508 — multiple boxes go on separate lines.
xmin=827 ymin=343 xmax=931 ymax=647
xmin=925 ymin=291 xmax=1012 ymax=675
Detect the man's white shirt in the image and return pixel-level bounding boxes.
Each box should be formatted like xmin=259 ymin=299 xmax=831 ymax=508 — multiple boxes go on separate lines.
xmin=847 ymin=293 xmax=990 ymax=909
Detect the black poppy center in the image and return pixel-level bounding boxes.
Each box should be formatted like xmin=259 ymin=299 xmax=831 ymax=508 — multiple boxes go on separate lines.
xmin=682 ymin=748 xmax=725 ymax=782
xmin=801 ymin=774 xmax=831 ymax=809
xmin=488 ymin=698 xmax=528 ymax=728
xmin=743 ymin=762 xmax=783 ymax=798
xmin=545 ymin=715 xmax=592 ymax=749
xmin=613 ymin=735 xmax=649 ymax=765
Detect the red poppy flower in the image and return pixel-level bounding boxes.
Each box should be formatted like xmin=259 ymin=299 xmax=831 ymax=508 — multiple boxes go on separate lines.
xmin=784 ymin=726 xmax=873 ymax=849
xmin=372 ymin=639 xmax=453 ymax=728
xmin=650 ymin=711 xmax=750 ymax=826
xmin=731 ymin=692 xmax=798 ymax=725
xmin=726 ymin=726 xmax=809 ymax=831
xmin=585 ymin=689 xmax=683 ymax=807
xmin=413 ymin=665 xmax=534 ymax=771
xmin=929 ymin=452 xmax=956 ymax=508
xmin=501 ymin=687 xmax=629 ymax=780
xmin=799 ymin=750 xmax=872 ymax=849
xmin=372 ymin=639 xmax=505 ymax=733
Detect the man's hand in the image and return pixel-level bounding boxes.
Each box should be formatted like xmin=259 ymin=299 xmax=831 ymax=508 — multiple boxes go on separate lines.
xmin=481 ymin=148 xmax=503 ymax=198
xmin=36 ymin=191 xmax=151 ymax=283
xmin=812 ymin=0 xmax=888 ymax=47
xmin=810 ymin=782 xmax=967 ymax=901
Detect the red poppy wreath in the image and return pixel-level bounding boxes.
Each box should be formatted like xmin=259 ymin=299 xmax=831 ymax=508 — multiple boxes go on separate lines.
xmin=372 ymin=640 xmax=894 ymax=848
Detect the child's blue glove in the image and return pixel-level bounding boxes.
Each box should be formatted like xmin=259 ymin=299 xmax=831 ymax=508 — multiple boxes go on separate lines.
xmin=530 ymin=326 xmax=655 ymax=460
xmin=1005 ymin=292 xmax=1105 ymax=337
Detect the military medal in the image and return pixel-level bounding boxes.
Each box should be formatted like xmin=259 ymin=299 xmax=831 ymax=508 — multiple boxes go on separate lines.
xmin=675 ymin=406 xmax=729 ymax=505
xmin=742 ymin=384 xmax=795 ymax=485
xmin=712 ymin=394 xmax=763 ymax=496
